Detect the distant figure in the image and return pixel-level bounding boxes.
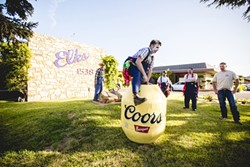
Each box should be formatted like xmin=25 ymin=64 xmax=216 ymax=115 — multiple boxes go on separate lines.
xmin=122 ymin=40 xmax=162 ymax=105
xmin=93 ymin=62 xmax=105 ymax=102
xmin=183 ymin=68 xmax=198 ymax=111
xmin=117 ymin=78 xmax=123 ymax=90
xmin=212 ymin=62 xmax=242 ymax=125
xmin=157 ymin=71 xmax=172 ymax=97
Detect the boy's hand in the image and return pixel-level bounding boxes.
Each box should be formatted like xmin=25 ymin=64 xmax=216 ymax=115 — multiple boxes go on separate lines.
xmin=142 ymin=75 xmax=148 ymax=83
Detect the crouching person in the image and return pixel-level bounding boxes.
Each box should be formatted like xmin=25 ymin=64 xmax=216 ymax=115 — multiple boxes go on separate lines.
xmin=122 ymin=40 xmax=162 ymax=106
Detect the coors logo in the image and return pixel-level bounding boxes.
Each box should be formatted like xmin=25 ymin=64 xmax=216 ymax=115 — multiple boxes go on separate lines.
xmin=124 ymin=105 xmax=162 ymax=124
xmin=134 ymin=125 xmax=150 ymax=133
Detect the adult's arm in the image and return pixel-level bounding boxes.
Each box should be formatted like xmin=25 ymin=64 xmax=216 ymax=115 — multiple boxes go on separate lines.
xmin=212 ymin=82 xmax=218 ymax=94
xmin=232 ymin=79 xmax=239 ymax=94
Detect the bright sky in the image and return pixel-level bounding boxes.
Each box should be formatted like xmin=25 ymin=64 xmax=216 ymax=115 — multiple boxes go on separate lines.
xmin=29 ymin=0 xmax=250 ymax=76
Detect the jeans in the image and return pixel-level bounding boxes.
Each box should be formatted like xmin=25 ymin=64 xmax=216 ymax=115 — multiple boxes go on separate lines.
xmin=93 ymin=84 xmax=102 ymax=101
xmin=217 ymin=89 xmax=240 ymax=122
xmin=127 ymin=58 xmax=150 ymax=94
xmin=129 ymin=65 xmax=142 ymax=94
xmin=93 ymin=77 xmax=103 ymax=101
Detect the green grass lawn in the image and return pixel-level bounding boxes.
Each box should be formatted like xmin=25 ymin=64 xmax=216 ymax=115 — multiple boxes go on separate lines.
xmin=0 ymin=97 xmax=250 ymax=167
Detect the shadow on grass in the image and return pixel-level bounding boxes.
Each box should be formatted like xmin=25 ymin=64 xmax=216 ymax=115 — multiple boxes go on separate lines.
xmin=0 ymin=99 xmax=250 ymax=166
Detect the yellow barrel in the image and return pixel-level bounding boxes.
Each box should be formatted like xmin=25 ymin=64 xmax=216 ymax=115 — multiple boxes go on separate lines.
xmin=121 ymin=85 xmax=167 ymax=144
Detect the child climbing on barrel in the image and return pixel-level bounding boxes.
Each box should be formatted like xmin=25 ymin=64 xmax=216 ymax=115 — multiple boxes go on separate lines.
xmin=122 ymin=40 xmax=162 ymax=106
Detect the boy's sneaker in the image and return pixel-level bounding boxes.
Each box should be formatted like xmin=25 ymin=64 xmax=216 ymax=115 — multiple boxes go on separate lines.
xmin=134 ymin=96 xmax=146 ymax=106
xmin=219 ymin=117 xmax=227 ymax=121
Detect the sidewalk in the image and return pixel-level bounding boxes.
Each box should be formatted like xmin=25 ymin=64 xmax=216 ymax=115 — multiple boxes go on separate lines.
xmin=118 ymin=88 xmax=250 ymax=100
xmin=169 ymin=90 xmax=250 ymax=100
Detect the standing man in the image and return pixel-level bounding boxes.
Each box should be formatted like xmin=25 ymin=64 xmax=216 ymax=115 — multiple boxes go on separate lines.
xmin=212 ymin=62 xmax=242 ymax=125
xmin=183 ymin=68 xmax=198 ymax=111
xmin=93 ymin=62 xmax=105 ymax=102
xmin=157 ymin=71 xmax=172 ymax=97
xmin=122 ymin=40 xmax=162 ymax=106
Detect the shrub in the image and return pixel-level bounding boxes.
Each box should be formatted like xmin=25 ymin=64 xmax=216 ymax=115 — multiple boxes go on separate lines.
xmin=204 ymin=95 xmax=213 ymax=102
xmin=237 ymin=85 xmax=246 ymax=92
xmin=102 ymin=55 xmax=119 ymax=90
xmin=0 ymin=42 xmax=31 ymax=100
xmin=238 ymin=98 xmax=248 ymax=104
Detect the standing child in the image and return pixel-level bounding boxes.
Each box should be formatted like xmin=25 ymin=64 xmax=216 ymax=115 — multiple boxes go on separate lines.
xmin=93 ymin=62 xmax=105 ymax=102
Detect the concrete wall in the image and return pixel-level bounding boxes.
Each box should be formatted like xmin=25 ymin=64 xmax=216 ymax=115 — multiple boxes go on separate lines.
xmin=27 ymin=33 xmax=104 ymax=101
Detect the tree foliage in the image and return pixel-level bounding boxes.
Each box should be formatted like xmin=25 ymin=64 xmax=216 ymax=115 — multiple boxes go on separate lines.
xmin=0 ymin=42 xmax=32 ymax=98
xmin=200 ymin=0 xmax=250 ymax=21
xmin=0 ymin=0 xmax=38 ymax=44
xmin=102 ymin=55 xmax=119 ymax=90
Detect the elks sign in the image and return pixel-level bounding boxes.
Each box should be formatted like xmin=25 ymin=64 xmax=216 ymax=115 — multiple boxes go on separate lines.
xmin=54 ymin=49 xmax=89 ymax=68
xmin=54 ymin=48 xmax=94 ymax=75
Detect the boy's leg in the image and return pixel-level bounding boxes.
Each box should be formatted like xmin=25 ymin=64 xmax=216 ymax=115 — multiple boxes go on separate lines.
xmin=93 ymin=84 xmax=101 ymax=101
xmin=129 ymin=65 xmax=146 ymax=105
xmin=129 ymin=65 xmax=141 ymax=94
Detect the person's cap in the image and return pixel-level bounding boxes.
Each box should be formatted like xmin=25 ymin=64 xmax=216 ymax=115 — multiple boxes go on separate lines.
xmin=162 ymin=71 xmax=166 ymax=73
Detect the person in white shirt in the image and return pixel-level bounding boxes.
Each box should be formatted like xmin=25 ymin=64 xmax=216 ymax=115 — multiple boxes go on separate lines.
xmin=183 ymin=68 xmax=198 ymax=111
xmin=122 ymin=40 xmax=162 ymax=106
xmin=212 ymin=62 xmax=241 ymax=125
xmin=157 ymin=71 xmax=172 ymax=97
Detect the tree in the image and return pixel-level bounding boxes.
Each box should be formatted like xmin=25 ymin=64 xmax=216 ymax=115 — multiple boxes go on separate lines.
xmin=166 ymin=68 xmax=172 ymax=77
xmin=102 ymin=55 xmax=119 ymax=90
xmin=200 ymin=0 xmax=250 ymax=21
xmin=0 ymin=0 xmax=38 ymax=44
xmin=0 ymin=42 xmax=32 ymax=100
xmin=0 ymin=0 xmax=36 ymax=101
xmin=165 ymin=68 xmax=174 ymax=83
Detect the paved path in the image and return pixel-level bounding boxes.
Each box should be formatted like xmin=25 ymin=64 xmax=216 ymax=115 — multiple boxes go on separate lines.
xmin=234 ymin=91 xmax=250 ymax=99
xmin=119 ymin=87 xmax=250 ymax=100
xmin=170 ymin=90 xmax=250 ymax=100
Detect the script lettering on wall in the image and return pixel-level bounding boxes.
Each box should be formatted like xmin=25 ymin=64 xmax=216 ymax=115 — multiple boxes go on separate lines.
xmin=54 ymin=49 xmax=89 ymax=68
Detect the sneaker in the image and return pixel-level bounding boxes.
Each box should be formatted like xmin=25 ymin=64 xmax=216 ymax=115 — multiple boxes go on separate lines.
xmin=192 ymin=109 xmax=196 ymax=111
xmin=234 ymin=121 xmax=242 ymax=125
xmin=134 ymin=96 xmax=147 ymax=106
xmin=93 ymin=100 xmax=100 ymax=103
xmin=219 ymin=117 xmax=227 ymax=121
